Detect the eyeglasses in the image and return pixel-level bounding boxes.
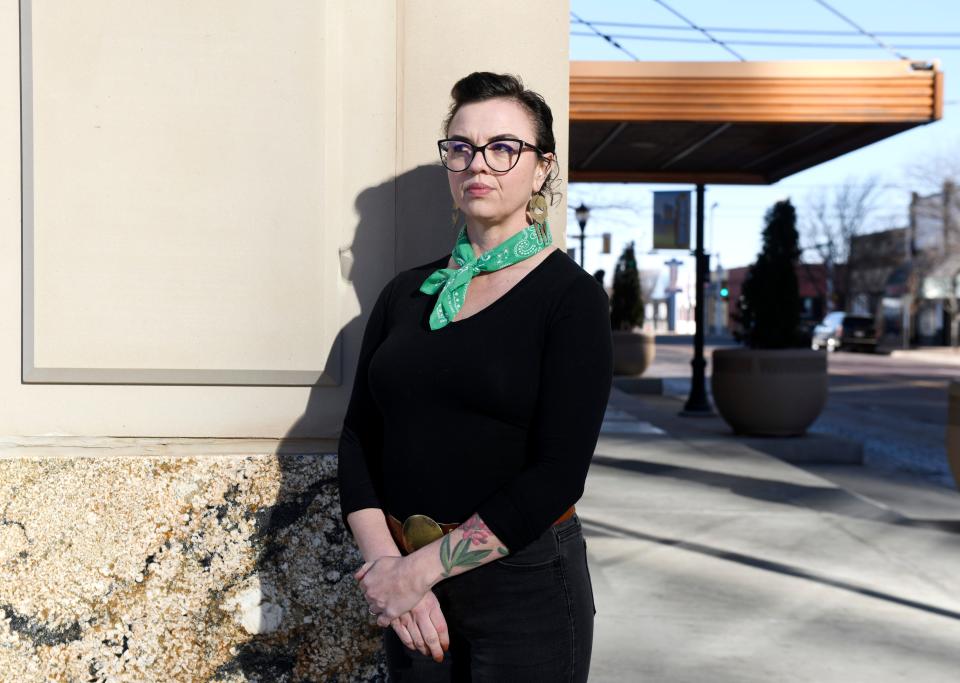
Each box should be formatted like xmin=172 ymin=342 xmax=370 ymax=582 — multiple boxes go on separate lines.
xmin=437 ymin=138 xmax=545 ymax=173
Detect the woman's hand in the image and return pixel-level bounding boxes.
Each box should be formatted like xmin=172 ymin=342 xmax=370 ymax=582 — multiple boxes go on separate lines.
xmin=354 ymin=555 xmax=429 ymax=623
xmin=387 ymin=590 xmax=450 ymax=663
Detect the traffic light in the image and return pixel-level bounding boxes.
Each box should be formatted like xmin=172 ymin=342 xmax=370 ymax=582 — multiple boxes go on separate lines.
xmin=719 ymin=280 xmax=729 ymax=299
xmin=602 ymin=232 xmax=611 ymax=254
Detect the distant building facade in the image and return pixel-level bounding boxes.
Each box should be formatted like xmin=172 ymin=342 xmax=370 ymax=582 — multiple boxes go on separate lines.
xmin=843 ymin=181 xmax=960 ymax=347
xmin=909 ymin=182 xmax=960 ymax=346
xmin=848 ymin=227 xmax=910 ymax=348
xmin=724 ymin=262 xmax=844 ymax=338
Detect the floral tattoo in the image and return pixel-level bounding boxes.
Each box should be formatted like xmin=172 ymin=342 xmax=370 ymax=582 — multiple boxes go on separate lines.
xmin=439 ymin=514 xmax=508 ymax=577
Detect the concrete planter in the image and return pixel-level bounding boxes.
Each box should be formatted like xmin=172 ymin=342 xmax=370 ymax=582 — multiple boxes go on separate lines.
xmin=612 ymin=330 xmax=656 ymax=376
xmin=946 ymin=381 xmax=960 ymax=489
xmin=711 ymin=348 xmax=828 ymax=436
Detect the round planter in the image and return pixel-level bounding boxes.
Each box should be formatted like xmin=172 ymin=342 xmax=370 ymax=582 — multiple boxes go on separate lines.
xmin=945 ymin=381 xmax=960 ymax=490
xmin=711 ymin=348 xmax=828 ymax=436
xmin=612 ymin=330 xmax=656 ymax=376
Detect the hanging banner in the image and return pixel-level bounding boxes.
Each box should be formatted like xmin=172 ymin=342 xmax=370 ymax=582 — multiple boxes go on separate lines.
xmin=653 ymin=191 xmax=691 ymax=250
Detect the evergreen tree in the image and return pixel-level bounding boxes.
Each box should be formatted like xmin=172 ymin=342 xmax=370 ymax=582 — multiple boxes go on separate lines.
xmin=734 ymin=199 xmax=805 ymax=348
xmin=611 ymin=241 xmax=645 ymax=331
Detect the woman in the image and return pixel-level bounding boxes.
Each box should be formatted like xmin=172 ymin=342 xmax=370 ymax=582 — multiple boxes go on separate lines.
xmin=337 ymin=72 xmax=613 ymax=682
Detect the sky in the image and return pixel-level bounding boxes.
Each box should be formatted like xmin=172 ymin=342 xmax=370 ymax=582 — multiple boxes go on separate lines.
xmin=567 ymin=0 xmax=960 ymax=297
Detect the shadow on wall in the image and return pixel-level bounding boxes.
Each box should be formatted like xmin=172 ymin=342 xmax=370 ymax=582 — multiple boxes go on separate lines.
xmin=210 ymin=165 xmax=452 ymax=682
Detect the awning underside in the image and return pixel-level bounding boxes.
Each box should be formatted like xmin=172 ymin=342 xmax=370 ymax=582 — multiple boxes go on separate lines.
xmin=569 ymin=120 xmax=916 ymax=185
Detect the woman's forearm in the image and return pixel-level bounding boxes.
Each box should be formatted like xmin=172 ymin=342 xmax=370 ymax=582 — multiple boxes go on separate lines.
xmin=406 ymin=513 xmax=509 ymax=593
xmin=351 ymin=512 xmax=510 ymax=620
xmin=346 ymin=508 xmax=403 ymax=561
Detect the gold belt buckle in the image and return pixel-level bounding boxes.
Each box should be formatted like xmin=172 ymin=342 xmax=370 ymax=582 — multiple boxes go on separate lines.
xmin=402 ymin=514 xmax=444 ymax=552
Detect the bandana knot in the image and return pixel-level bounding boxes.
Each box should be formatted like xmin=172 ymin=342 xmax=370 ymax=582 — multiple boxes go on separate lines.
xmin=419 ymin=222 xmax=552 ymax=330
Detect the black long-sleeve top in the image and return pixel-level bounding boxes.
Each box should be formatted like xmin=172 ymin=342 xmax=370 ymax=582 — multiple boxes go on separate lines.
xmin=336 ymin=248 xmax=613 ymax=552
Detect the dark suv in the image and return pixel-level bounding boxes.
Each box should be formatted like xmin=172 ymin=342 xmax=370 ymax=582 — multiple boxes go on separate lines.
xmin=811 ymin=312 xmax=878 ymax=352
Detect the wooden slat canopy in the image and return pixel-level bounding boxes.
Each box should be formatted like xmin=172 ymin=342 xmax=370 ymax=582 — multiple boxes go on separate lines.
xmin=570 ymin=60 xmax=944 ymax=184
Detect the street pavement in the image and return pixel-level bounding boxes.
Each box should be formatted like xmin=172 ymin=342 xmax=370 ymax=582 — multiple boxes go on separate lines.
xmin=581 ymin=385 xmax=960 ymax=683
xmin=647 ymin=335 xmax=959 ymax=487
xmin=812 ymin=351 xmax=955 ymax=486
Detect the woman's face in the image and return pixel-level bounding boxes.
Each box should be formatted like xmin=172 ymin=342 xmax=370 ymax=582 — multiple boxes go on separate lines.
xmin=445 ymin=97 xmax=553 ymax=229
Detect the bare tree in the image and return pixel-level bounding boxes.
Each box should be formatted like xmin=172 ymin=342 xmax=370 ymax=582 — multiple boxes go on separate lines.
xmin=801 ymin=175 xmax=883 ymax=312
xmin=902 ymin=137 xmax=960 ymax=194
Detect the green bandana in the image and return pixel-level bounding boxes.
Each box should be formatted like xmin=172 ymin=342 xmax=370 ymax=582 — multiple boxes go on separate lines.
xmin=419 ymin=221 xmax=553 ymax=330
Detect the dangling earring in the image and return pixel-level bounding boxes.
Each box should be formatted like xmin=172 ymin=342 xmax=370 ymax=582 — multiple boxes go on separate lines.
xmin=527 ymin=193 xmax=548 ymax=224
xmin=527 ymin=193 xmax=549 ymax=241
xmin=527 ymin=193 xmax=549 ymax=243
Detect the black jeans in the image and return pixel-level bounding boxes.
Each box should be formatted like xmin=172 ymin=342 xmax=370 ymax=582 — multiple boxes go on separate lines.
xmin=383 ymin=513 xmax=596 ymax=682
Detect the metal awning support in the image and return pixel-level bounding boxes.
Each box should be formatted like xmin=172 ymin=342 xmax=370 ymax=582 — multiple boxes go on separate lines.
xmin=681 ymin=183 xmax=712 ymax=416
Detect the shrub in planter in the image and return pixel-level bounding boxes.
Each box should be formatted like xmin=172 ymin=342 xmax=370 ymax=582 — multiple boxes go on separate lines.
xmin=611 ymin=241 xmax=645 ymax=331
xmin=713 ymin=200 xmax=827 ymax=435
xmin=733 ymin=200 xmax=807 ymax=349
xmin=610 ymin=242 xmax=655 ymax=375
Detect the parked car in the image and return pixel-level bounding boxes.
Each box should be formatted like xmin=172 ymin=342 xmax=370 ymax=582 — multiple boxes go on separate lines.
xmin=811 ymin=312 xmax=878 ymax=352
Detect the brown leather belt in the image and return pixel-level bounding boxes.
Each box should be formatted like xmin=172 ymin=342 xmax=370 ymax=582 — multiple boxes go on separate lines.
xmin=386 ymin=505 xmax=575 ymax=555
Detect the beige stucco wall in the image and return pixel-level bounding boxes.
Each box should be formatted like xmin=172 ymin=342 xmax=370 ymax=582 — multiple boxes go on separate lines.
xmin=0 ymin=1 xmax=568 ymax=680
xmin=1 ymin=0 xmax=568 ymax=441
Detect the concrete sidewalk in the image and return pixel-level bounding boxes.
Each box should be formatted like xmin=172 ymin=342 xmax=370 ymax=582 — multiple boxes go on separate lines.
xmin=580 ymin=387 xmax=960 ymax=683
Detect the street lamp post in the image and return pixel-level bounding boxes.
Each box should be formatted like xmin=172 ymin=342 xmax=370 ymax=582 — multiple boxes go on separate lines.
xmin=575 ymin=203 xmax=590 ymax=269
xmin=682 ymin=183 xmax=713 ymax=416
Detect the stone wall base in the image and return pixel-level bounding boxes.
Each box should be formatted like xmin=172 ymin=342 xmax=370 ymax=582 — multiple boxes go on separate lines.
xmin=0 ymin=452 xmax=385 ymax=682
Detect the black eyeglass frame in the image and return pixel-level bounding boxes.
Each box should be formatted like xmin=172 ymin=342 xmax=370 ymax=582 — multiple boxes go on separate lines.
xmin=436 ymin=137 xmax=547 ymax=173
